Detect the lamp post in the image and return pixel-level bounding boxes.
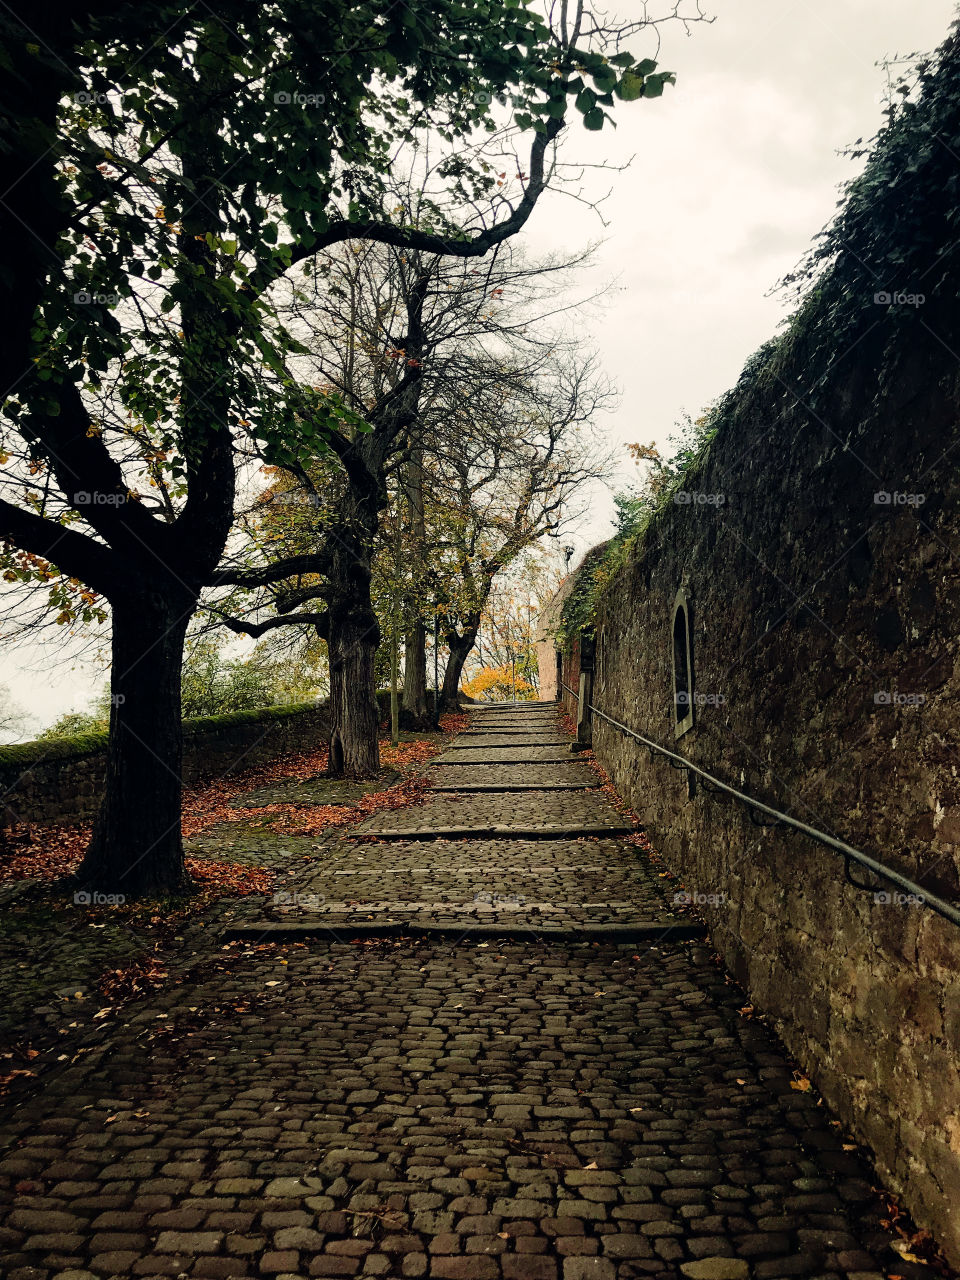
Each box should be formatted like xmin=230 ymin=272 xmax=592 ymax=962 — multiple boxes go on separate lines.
xmin=563 ymin=545 xmax=575 ymax=573
xmin=433 ymin=605 xmax=440 ymax=726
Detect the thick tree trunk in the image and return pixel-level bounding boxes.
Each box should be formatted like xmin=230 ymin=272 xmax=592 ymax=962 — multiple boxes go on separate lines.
xmin=402 ymin=618 xmax=429 ymax=725
xmin=325 ymin=488 xmax=381 ymax=778
xmin=439 ymin=628 xmax=478 ymax=711
xmin=327 ymin=600 xmax=381 ymax=777
xmin=78 ymin=591 xmax=195 ymax=897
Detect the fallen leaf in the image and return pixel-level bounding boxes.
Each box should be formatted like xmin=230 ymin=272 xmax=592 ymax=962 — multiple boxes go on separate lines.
xmin=890 ymin=1241 xmax=922 ymax=1263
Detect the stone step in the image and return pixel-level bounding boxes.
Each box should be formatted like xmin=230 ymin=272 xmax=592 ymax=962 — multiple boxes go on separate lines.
xmin=430 ymin=764 xmax=596 ymax=789
xmin=458 ymin=732 xmax=555 ymax=742
xmin=443 ymin=740 xmax=571 ymax=750
xmin=429 ymin=782 xmax=597 ymax=792
xmin=435 ymin=755 xmax=575 ymax=764
xmin=469 ymin=717 xmax=559 ymax=723
xmin=354 ymin=823 xmax=634 ymax=840
xmin=223 ymin=918 xmax=708 ymax=942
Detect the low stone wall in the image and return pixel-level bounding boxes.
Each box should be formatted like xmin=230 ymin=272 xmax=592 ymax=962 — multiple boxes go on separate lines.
xmin=0 ymin=702 xmax=331 ymax=825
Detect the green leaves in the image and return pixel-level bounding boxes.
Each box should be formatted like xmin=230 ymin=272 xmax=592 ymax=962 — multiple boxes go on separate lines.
xmin=591 ymin=64 xmax=618 ymax=95
xmin=642 ymin=72 xmax=676 ymax=98
xmin=616 ymin=73 xmax=646 ymax=102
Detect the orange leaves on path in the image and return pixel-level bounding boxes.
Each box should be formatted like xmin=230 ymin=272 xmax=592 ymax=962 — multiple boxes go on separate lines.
xmin=230 ymin=773 xmax=435 ymax=839
xmin=355 ymin=773 xmax=434 ymax=821
xmin=99 ymin=955 xmax=168 ymax=1002
xmin=185 ymin=859 xmax=274 ymax=897
xmin=381 ymin=738 xmax=441 ymax=768
xmin=438 ymin=711 xmax=470 ymax=735
xmin=557 ymin=709 xmax=578 ymax=738
xmin=0 ymin=824 xmax=88 ymax=883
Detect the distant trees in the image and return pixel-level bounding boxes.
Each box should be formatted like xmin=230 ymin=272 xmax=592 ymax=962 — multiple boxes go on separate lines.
xmin=210 ymin=225 xmax=612 ymax=758
xmin=461 ymin=553 xmax=562 ymax=702
xmin=424 ymin=357 xmax=613 ymax=709
xmin=36 ymin=633 xmax=326 ymax=738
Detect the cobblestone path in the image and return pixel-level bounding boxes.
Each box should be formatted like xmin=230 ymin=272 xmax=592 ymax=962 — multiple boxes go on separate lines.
xmin=0 ymin=704 xmax=938 ymax=1279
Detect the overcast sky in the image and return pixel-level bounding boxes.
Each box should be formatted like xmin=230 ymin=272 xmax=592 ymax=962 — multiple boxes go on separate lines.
xmin=524 ymin=0 xmax=958 ymax=546
xmin=2 ymin=0 xmax=956 ymax=733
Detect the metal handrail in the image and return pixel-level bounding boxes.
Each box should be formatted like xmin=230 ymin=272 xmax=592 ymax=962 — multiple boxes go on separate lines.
xmin=559 ymin=681 xmax=960 ymax=930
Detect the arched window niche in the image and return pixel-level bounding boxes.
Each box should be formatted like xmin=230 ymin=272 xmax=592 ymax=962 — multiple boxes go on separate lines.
xmin=672 ymin=587 xmax=694 ymax=739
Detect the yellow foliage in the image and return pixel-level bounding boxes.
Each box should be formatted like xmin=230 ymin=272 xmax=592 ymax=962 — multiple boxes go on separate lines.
xmin=462 ymin=664 xmax=536 ymax=702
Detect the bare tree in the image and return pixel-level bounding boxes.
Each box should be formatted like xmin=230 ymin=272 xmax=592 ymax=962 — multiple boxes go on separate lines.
xmin=209 ymin=224 xmax=613 ymax=758
xmin=424 ymin=352 xmax=614 ymax=708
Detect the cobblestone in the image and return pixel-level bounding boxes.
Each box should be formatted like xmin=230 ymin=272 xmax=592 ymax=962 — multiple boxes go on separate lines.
xmin=0 ymin=704 xmax=939 ymax=1279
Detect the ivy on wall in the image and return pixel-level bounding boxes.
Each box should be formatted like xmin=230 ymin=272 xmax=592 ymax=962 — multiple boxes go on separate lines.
xmin=560 ymin=21 xmax=960 ymax=645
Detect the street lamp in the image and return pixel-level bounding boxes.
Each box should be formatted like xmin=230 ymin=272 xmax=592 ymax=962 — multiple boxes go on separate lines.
xmin=563 ymin=545 xmax=575 ymax=572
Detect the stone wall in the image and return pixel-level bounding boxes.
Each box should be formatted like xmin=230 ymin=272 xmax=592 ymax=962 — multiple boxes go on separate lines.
xmin=562 ymin=304 xmax=960 ymax=1259
xmin=0 ymin=702 xmax=333 ymax=825
xmin=554 ymin=38 xmax=960 ymax=1253
xmin=535 ymin=573 xmax=576 ymax=699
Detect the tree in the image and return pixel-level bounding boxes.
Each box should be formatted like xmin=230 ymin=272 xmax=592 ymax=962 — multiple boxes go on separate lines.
xmin=399 ymin=445 xmax=431 ymax=728
xmin=462 ymin=664 xmax=537 ymax=702
xmin=210 ymin=221 xmax=612 ymax=767
xmin=0 ymin=1 xmax=674 ymax=891
xmin=37 ymin=708 xmax=108 ymax=739
xmin=424 ymin=352 xmax=614 ymax=709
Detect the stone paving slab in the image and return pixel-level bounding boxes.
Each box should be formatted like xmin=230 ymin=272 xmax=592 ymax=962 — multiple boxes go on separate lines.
xmin=225 ymin=920 xmax=708 ymax=942
xmin=459 ymin=731 xmax=563 ymax=740
xmin=185 ymin=826 xmax=323 ymax=867
xmin=231 ymin=773 xmax=399 ymax=809
xmin=466 ymin=725 xmax=562 ymax=736
xmin=357 ymin=792 xmax=627 ymax=837
xmin=441 ymin=748 xmax=579 ymax=764
xmin=0 ymin=940 xmax=923 ymax=1279
xmin=469 ymin=722 xmax=561 ymax=730
xmin=445 ymin=738 xmax=571 ymax=750
xmin=430 ymin=783 xmax=595 ymax=793
xmin=360 ymin=824 xmax=635 ymax=841
xmin=245 ymin=836 xmax=686 ymax=933
xmin=429 ymin=765 xmax=598 ymax=791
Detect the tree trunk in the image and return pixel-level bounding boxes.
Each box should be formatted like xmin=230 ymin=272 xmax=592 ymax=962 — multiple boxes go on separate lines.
xmin=325 ymin=491 xmax=381 ymax=777
xmin=401 ymin=444 xmax=430 ymax=726
xmin=389 ymin=608 xmax=400 ymax=748
xmin=78 ymin=591 xmax=195 ymax=897
xmin=439 ymin=628 xmax=478 ymax=711
xmin=402 ymin=618 xmax=429 ymax=725
xmin=327 ymin=601 xmax=381 ymax=777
